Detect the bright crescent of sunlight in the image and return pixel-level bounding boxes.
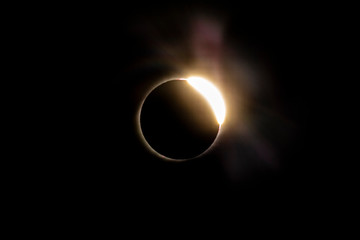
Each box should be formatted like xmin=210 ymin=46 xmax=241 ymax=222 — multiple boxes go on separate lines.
xmin=187 ymin=76 xmax=226 ymax=125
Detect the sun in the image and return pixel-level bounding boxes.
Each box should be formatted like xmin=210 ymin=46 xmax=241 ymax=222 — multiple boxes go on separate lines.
xmin=186 ymin=76 xmax=226 ymax=125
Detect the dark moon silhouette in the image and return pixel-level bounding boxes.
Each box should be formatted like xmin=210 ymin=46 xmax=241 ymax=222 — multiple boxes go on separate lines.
xmin=140 ymin=80 xmax=220 ymax=160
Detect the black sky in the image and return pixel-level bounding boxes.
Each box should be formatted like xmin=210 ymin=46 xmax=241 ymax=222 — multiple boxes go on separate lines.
xmin=29 ymin=2 xmax=333 ymax=216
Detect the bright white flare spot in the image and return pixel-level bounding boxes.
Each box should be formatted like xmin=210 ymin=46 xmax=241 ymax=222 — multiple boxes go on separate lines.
xmin=187 ymin=76 xmax=226 ymax=125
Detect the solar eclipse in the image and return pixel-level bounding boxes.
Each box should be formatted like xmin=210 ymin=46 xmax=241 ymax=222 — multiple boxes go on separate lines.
xmin=138 ymin=77 xmax=226 ymax=161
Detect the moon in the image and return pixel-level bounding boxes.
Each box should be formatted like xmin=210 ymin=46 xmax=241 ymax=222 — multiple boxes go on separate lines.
xmin=138 ymin=77 xmax=226 ymax=160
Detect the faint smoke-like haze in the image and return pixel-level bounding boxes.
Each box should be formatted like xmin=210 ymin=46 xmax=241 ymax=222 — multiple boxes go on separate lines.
xmin=129 ymin=8 xmax=296 ymax=184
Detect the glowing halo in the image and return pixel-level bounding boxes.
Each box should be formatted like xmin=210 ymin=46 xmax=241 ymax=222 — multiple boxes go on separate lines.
xmin=137 ymin=77 xmax=226 ymax=161
xmin=186 ymin=76 xmax=226 ymax=125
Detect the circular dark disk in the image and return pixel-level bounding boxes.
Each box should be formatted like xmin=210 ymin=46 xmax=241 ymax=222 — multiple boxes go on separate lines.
xmin=140 ymin=80 xmax=220 ymax=160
